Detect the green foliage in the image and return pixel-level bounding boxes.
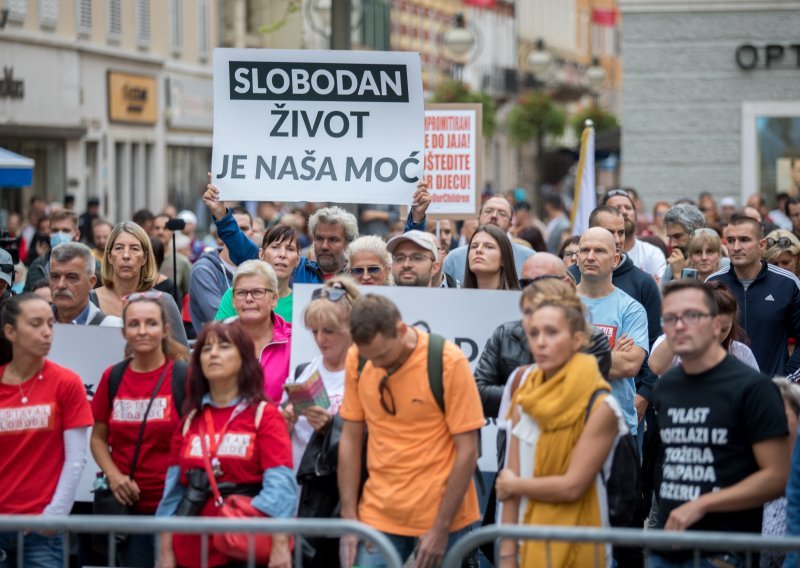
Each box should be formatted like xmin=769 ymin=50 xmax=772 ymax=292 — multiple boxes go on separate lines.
xmin=507 ymin=92 xmax=566 ymax=146
xmin=258 ymin=0 xmax=301 ymax=34
xmin=570 ymin=105 xmax=618 ymax=136
xmin=432 ymin=79 xmax=496 ymax=139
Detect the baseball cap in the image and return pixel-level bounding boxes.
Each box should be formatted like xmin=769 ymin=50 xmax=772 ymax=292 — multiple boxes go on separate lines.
xmin=720 ymin=197 xmax=737 ymax=208
xmin=0 ymin=249 xmax=14 ymax=286
xmin=386 ymin=230 xmax=439 ymax=262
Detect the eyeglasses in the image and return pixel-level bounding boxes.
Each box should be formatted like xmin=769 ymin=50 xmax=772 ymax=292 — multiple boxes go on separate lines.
xmin=661 ymin=310 xmax=713 ymax=328
xmin=124 ymin=290 xmax=163 ymax=303
xmin=518 ymin=274 xmax=564 ymax=288
xmin=605 ymin=189 xmax=630 ymax=199
xmin=379 ymin=375 xmax=396 ymax=416
xmin=311 ymin=286 xmax=347 ymax=302
xmin=393 ymin=253 xmax=435 ymax=264
xmin=233 ymin=287 xmax=272 ymax=300
xmin=560 ymin=249 xmax=579 ymax=259
xmin=481 ymin=207 xmax=510 ymax=219
xmin=349 ymin=266 xmax=383 ymax=277
xmin=767 ymin=237 xmax=794 ymax=249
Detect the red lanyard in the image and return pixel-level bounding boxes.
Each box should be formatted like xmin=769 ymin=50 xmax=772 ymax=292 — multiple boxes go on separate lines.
xmin=201 ymin=402 xmax=247 ymax=461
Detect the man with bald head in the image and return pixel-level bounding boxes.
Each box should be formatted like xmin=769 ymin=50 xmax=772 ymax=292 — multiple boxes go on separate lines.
xmin=442 ymin=196 xmax=535 ymax=282
xmin=475 ymin=252 xmax=611 ymax=418
xmin=577 ymin=228 xmax=649 ymax=436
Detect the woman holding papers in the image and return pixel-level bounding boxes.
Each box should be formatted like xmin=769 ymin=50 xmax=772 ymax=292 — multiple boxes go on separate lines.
xmin=463 ymin=224 xmax=521 ymax=290
xmin=282 ymin=276 xmax=360 ymax=567
xmin=230 ymin=259 xmax=292 ymax=402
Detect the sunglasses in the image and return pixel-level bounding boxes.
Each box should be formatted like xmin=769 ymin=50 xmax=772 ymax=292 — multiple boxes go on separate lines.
xmin=518 ymin=274 xmax=565 ymax=288
xmin=767 ymin=237 xmax=794 ymax=249
xmin=311 ymin=286 xmax=348 ymax=302
xmin=605 ymin=189 xmax=630 ymax=199
xmin=379 ymin=375 xmax=396 ymax=416
xmin=349 ymin=266 xmax=383 ymax=277
xmin=123 ymin=290 xmax=164 ymax=303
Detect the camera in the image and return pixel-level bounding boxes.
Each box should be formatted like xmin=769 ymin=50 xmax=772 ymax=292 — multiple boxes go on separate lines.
xmin=175 ymin=468 xmax=211 ymax=517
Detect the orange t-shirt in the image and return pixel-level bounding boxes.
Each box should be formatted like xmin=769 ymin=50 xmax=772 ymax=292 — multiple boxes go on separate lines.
xmin=339 ymin=332 xmax=485 ymax=536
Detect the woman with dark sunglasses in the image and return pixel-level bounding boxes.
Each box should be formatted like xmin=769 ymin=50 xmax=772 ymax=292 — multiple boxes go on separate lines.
xmin=281 ymin=276 xmax=360 ymax=567
xmin=763 ymin=229 xmax=800 ymax=277
xmin=90 ymin=293 xmax=190 ymax=566
xmin=344 ymin=235 xmax=393 ymax=286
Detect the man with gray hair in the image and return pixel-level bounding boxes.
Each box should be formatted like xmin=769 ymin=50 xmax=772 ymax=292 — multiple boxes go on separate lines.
xmin=49 ymin=242 xmax=121 ymax=326
xmin=663 ymin=203 xmax=707 ymax=283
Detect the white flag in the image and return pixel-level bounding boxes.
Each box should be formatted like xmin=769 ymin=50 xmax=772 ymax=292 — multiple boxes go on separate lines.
xmin=570 ymin=123 xmax=596 ymax=236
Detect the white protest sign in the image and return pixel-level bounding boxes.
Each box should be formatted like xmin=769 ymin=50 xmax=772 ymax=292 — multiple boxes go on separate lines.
xmin=424 ymin=104 xmax=482 ymax=218
xmin=212 ymin=49 xmax=425 ymax=205
xmin=290 ymin=284 xmax=521 ymax=471
xmin=49 ymin=324 xmax=126 ymax=502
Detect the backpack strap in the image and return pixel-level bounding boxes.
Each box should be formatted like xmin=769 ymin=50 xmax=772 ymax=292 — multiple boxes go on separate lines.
xmin=181 ymin=409 xmax=197 ymax=436
xmin=585 ymin=388 xmax=612 ymax=423
xmin=294 ymin=362 xmax=311 ymax=380
xmin=254 ymin=400 xmax=268 ymax=428
xmin=171 ymin=360 xmax=189 ymax=418
xmin=87 ymin=310 xmax=106 ymax=326
xmin=427 ymin=333 xmax=446 ymax=412
xmin=107 ymin=359 xmax=132 ymax=408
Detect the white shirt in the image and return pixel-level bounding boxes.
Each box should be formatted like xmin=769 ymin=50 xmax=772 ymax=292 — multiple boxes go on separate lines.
xmin=651 ymin=334 xmax=760 ymax=372
xmin=626 ymin=238 xmax=667 ymax=281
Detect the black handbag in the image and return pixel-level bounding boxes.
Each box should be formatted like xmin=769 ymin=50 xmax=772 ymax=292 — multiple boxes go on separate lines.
xmin=92 ymin=364 xmax=169 ymax=554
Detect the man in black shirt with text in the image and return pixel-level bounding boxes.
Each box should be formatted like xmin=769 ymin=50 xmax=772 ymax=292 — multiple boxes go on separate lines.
xmin=651 ymin=280 xmax=789 ymax=568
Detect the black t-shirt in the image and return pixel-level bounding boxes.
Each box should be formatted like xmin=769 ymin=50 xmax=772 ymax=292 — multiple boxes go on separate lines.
xmin=653 ymin=355 xmax=788 ymax=533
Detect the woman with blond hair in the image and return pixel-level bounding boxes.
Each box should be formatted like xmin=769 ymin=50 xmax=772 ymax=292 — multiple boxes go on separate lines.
xmin=92 ymin=222 xmax=188 ymax=345
xmin=497 ymin=278 xmax=623 ymax=568
xmin=763 ymin=229 xmax=800 ymax=277
xmin=344 ymin=235 xmax=393 ymax=286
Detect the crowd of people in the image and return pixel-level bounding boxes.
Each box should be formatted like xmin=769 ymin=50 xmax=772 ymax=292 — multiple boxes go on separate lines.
xmin=3 ymin=181 xmax=800 ymax=568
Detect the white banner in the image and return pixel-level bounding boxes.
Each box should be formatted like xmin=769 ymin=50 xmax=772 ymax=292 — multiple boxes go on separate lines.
xmin=49 ymin=324 xmax=127 ymax=502
xmin=212 ymin=49 xmax=425 ymax=205
xmin=424 ymin=104 xmax=481 ymax=217
xmin=290 ymin=284 xmax=522 ymax=471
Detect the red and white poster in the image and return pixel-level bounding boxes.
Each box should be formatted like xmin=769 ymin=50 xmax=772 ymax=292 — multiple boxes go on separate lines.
xmin=423 ymin=103 xmax=482 ymax=218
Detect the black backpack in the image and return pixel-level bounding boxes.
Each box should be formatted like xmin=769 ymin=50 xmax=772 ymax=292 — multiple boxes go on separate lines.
xmin=107 ymin=359 xmax=189 ymax=418
xmin=586 ymin=388 xmax=644 ymax=528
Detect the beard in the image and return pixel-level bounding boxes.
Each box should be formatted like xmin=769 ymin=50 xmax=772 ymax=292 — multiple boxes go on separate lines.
xmin=624 ymin=217 xmax=636 ymax=237
xmin=316 ymin=252 xmax=341 ymax=274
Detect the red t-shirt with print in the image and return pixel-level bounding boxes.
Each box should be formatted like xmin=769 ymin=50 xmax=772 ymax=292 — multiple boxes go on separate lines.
xmin=171 ymin=400 xmax=292 ymax=568
xmin=92 ymin=359 xmax=182 ymax=513
xmin=0 ymin=359 xmax=93 ymax=515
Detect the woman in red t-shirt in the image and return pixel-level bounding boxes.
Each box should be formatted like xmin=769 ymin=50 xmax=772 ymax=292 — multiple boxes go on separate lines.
xmin=156 ymin=319 xmax=296 ymax=568
xmin=90 ymin=293 xmax=190 ymax=567
xmin=0 ymin=293 xmax=94 ymax=567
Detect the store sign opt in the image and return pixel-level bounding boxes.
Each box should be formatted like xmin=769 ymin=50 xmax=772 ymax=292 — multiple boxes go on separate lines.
xmin=108 ymin=71 xmax=157 ymax=124
xmin=735 ymin=43 xmax=800 ymax=70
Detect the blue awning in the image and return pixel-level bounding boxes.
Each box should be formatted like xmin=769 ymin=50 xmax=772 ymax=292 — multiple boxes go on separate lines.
xmin=0 ymin=148 xmax=35 ymax=187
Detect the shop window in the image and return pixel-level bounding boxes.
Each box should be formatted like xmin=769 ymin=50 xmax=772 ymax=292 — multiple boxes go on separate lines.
xmin=743 ymin=102 xmax=800 ymax=203
xmin=360 ymin=0 xmax=390 ymax=51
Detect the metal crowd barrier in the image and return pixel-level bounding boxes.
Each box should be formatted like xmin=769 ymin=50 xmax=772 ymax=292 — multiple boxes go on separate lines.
xmin=0 ymin=515 xmax=403 ymax=568
xmin=442 ymin=525 xmax=800 ymax=568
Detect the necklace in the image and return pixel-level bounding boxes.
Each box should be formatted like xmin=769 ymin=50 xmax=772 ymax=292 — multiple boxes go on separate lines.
xmin=5 ymin=366 xmax=45 ymax=405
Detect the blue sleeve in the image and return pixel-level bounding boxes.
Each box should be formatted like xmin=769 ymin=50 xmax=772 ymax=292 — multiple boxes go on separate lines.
xmin=404 ymin=211 xmax=426 ymax=232
xmin=214 ymin=211 xmax=259 ymax=265
xmin=625 ymin=301 xmax=651 ymax=354
xmin=784 ymin=427 xmax=800 ymax=567
xmin=155 ymin=466 xmax=184 ymax=517
xmin=250 ymin=466 xmax=298 ymax=518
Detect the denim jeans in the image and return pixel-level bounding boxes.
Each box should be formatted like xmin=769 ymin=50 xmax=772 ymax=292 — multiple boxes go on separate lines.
xmin=0 ymin=531 xmax=64 ymax=568
xmin=355 ymin=525 xmax=472 ymax=567
xmin=646 ymin=551 xmax=745 ymax=568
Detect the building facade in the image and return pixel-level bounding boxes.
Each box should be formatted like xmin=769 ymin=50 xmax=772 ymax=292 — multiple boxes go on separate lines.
xmin=0 ymin=0 xmax=216 ymax=224
xmin=619 ymin=0 xmax=800 ymax=206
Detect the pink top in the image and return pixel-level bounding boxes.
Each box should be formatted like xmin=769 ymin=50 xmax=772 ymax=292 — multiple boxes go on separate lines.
xmin=259 ymin=312 xmax=292 ymax=402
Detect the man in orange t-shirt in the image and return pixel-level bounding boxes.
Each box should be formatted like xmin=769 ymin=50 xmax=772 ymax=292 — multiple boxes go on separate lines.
xmin=338 ymin=294 xmax=484 ymax=568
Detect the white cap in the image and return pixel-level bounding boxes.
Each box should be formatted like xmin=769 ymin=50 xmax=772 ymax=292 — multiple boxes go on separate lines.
xmin=720 ymin=197 xmax=737 ymax=208
xmin=177 ymin=210 xmax=198 ymax=225
xmin=386 ymin=230 xmax=439 ymax=262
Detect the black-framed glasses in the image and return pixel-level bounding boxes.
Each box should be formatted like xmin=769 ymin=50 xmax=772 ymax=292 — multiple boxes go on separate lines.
xmin=661 ymin=311 xmax=713 ymax=328
xmin=518 ymin=274 xmax=564 ymax=288
xmin=767 ymin=237 xmax=793 ymax=249
xmin=311 ymin=286 xmax=347 ymax=302
xmin=233 ymin=287 xmax=272 ymax=300
xmin=378 ymin=375 xmax=396 ymax=416
xmin=350 ymin=266 xmax=383 ymax=277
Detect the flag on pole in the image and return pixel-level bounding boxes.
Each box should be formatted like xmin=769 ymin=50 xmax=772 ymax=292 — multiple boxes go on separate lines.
xmin=570 ymin=120 xmax=596 ymax=236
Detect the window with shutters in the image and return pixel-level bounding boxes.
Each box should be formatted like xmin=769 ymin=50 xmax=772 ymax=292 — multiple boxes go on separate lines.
xmin=38 ymin=0 xmax=58 ymax=29
xmin=136 ymin=0 xmax=151 ymax=48
xmin=76 ymin=0 xmax=92 ymax=36
xmin=6 ymin=0 xmax=27 ymax=24
xmin=197 ymin=0 xmax=209 ymax=60
xmin=107 ymin=0 xmax=122 ymax=43
xmin=169 ymin=0 xmax=183 ymax=56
